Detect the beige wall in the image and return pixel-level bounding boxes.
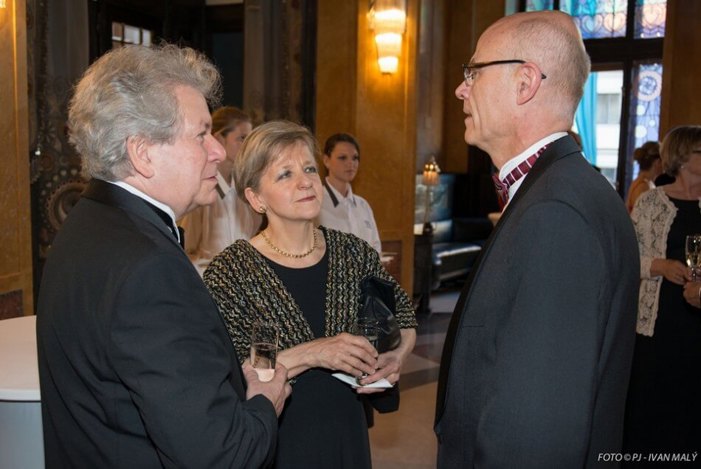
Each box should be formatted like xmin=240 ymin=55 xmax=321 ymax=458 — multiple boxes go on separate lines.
xmin=660 ymin=0 xmax=701 ymax=137
xmin=442 ymin=0 xmax=505 ymax=173
xmin=316 ymin=0 xmax=418 ymax=291
xmin=0 ymin=0 xmax=33 ymax=317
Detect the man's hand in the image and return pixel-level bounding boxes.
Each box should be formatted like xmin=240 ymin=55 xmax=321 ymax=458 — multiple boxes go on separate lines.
xmin=243 ymin=363 xmax=292 ymax=416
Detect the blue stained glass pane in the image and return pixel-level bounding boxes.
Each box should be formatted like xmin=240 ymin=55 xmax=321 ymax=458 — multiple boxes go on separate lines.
xmin=561 ymin=0 xmax=628 ymax=39
xmin=526 ymin=0 xmax=554 ymax=10
xmin=634 ymin=0 xmax=666 ymax=38
xmin=627 ymin=62 xmax=663 ymax=178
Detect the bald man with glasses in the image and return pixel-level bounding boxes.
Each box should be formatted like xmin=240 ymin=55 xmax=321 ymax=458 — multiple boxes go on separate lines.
xmin=434 ymin=11 xmax=639 ymax=468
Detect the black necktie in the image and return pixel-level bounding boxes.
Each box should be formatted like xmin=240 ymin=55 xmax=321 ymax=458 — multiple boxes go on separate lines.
xmin=144 ymin=202 xmax=183 ymax=247
xmin=177 ymin=226 xmax=186 ymax=249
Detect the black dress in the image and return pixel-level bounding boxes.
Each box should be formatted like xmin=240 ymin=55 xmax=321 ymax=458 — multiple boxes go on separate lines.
xmin=624 ymin=198 xmax=701 ymax=459
xmin=266 ymin=252 xmax=372 ymax=469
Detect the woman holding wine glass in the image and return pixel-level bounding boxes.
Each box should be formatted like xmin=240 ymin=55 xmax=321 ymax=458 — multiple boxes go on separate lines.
xmin=203 ymin=120 xmax=417 ymax=469
xmin=624 ymin=125 xmax=701 ymax=457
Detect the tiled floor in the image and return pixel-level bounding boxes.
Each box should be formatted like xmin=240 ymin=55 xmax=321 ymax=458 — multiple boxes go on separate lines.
xmin=369 ymin=288 xmax=460 ymax=468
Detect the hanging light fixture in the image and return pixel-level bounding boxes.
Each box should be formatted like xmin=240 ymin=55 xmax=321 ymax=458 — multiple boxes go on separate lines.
xmin=369 ymin=0 xmax=406 ymax=74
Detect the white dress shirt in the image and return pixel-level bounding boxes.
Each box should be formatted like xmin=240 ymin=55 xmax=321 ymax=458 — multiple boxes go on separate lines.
xmin=109 ymin=180 xmax=181 ymax=243
xmin=317 ymin=178 xmax=382 ymax=254
xmin=499 ymin=132 xmax=568 ymax=204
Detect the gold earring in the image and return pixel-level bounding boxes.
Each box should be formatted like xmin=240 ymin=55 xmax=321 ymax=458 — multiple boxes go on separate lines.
xmin=259 ymin=206 xmax=266 ymax=214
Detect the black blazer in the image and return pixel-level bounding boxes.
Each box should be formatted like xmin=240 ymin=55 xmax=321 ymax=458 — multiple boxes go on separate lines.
xmin=435 ymin=136 xmax=640 ymax=468
xmin=37 ymin=179 xmax=278 ymax=468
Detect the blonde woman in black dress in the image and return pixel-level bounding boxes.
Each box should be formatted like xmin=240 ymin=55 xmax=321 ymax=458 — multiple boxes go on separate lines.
xmin=204 ymin=120 xmax=417 ymax=468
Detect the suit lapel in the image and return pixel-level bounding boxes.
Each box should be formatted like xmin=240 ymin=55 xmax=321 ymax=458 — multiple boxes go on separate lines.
xmin=434 ymin=135 xmax=583 ymax=424
xmin=81 ymin=179 xmax=181 ymax=249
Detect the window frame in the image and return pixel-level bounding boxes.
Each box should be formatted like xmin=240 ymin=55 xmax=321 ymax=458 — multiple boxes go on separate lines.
xmin=518 ymin=0 xmax=664 ymax=196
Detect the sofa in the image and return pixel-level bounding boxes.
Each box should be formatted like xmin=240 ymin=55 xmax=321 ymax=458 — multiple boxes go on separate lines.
xmin=414 ymin=217 xmax=493 ymax=294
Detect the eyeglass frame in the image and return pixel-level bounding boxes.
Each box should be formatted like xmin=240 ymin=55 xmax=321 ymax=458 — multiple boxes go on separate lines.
xmin=462 ymin=59 xmax=547 ymax=87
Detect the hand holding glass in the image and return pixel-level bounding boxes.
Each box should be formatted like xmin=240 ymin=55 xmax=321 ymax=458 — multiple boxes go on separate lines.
xmin=250 ymin=321 xmax=278 ymax=382
xmin=685 ymin=234 xmax=701 ymax=281
xmin=355 ymin=318 xmax=380 ymax=384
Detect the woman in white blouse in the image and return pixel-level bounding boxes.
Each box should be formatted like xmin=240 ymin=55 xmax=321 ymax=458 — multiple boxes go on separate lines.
xmin=316 ymin=133 xmax=382 ymax=254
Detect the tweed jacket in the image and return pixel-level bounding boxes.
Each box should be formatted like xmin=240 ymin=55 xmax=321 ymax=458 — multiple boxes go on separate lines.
xmin=203 ymin=226 xmax=417 ymax=362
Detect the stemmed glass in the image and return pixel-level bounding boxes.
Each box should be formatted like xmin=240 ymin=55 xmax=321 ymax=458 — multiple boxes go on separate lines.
xmin=685 ymin=234 xmax=701 ymax=281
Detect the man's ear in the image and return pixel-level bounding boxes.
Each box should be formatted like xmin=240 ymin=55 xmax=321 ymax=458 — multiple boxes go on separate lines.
xmin=515 ymin=63 xmax=544 ymax=105
xmin=126 ymin=135 xmax=155 ymax=178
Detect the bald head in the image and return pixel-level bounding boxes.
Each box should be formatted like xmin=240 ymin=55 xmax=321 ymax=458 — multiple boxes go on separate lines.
xmin=483 ymin=11 xmax=590 ymax=120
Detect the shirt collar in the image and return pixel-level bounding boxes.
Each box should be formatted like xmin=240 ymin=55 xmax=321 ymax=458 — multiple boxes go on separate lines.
xmin=215 ymin=171 xmax=234 ymax=199
xmin=499 ymin=132 xmax=567 ymax=202
xmin=324 ymin=178 xmax=356 ymax=206
xmin=108 ymin=180 xmax=178 ymax=233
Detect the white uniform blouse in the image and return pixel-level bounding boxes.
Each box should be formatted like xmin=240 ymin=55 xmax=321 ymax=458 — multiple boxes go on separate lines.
xmin=179 ymin=172 xmax=262 ymax=275
xmin=317 ymin=179 xmax=382 ymax=255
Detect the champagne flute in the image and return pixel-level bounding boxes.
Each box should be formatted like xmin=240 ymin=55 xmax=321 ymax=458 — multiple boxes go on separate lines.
xmin=355 ymin=318 xmax=380 ymax=384
xmin=685 ymin=234 xmax=701 ymax=281
xmin=250 ymin=321 xmax=278 ymax=382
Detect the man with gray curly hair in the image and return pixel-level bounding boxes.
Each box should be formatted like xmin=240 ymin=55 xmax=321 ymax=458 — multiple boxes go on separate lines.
xmin=36 ymin=44 xmax=291 ymax=468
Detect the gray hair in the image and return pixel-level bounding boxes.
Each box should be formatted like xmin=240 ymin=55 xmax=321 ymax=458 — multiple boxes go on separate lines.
xmin=68 ymin=43 xmax=222 ymax=180
xmin=233 ymin=120 xmax=320 ymax=203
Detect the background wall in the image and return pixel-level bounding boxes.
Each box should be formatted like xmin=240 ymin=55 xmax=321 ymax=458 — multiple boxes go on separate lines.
xmin=660 ymin=0 xmax=701 ymax=137
xmin=316 ymin=0 xmax=419 ymax=292
xmin=0 ymin=0 xmax=33 ymax=317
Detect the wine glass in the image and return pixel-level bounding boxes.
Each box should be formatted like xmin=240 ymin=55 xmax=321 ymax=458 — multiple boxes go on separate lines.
xmin=354 ymin=318 xmax=380 ymax=384
xmin=250 ymin=321 xmax=278 ymax=382
xmin=685 ymin=234 xmax=701 ymax=281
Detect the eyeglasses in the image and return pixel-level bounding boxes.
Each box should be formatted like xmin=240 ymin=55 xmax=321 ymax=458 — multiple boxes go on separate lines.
xmin=462 ymin=59 xmax=547 ymax=87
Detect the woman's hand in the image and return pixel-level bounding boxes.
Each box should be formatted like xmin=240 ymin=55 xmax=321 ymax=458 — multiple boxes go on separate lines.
xmin=277 ymin=333 xmax=377 ymax=379
xmin=355 ymin=328 xmax=417 ymax=395
xmin=683 ymin=281 xmax=701 ymax=308
xmin=652 ymin=258 xmax=690 ymax=285
xmin=355 ymin=349 xmax=403 ymax=395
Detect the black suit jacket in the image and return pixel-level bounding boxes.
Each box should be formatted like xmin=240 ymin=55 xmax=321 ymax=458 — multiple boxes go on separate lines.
xmin=37 ymin=179 xmax=278 ymax=468
xmin=435 ymin=136 xmax=640 ymax=468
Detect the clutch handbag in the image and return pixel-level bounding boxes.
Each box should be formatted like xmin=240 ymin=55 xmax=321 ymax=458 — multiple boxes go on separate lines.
xmin=359 ymin=275 xmax=402 ymax=416
xmin=358 ymin=275 xmax=401 ymax=353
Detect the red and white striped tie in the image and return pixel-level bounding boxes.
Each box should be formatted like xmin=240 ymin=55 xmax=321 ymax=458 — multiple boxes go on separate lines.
xmin=492 ymin=145 xmax=548 ymax=207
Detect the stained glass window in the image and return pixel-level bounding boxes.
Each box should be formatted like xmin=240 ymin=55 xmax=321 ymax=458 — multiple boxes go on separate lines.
xmin=629 ymin=62 xmax=663 ymax=150
xmin=561 ymin=0 xmax=628 ymax=39
xmin=526 ymin=0 xmax=554 ymax=10
xmin=634 ymin=0 xmax=666 ymax=38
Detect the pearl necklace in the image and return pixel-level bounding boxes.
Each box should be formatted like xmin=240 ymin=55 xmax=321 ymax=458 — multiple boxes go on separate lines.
xmin=261 ymin=228 xmax=319 ymax=259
